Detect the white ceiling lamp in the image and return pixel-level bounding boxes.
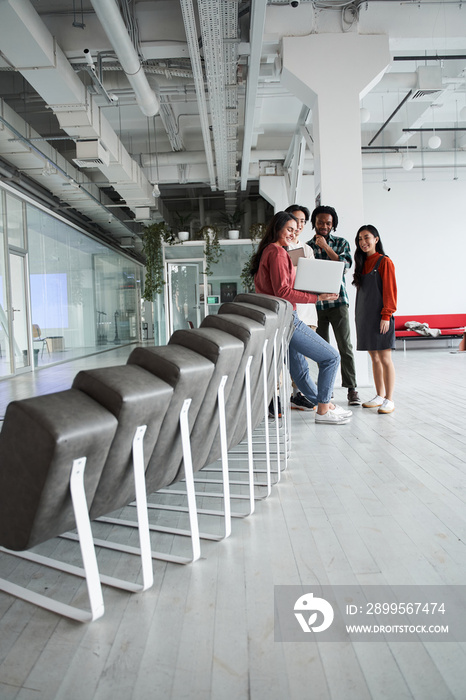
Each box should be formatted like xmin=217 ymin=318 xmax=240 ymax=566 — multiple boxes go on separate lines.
xmin=360 ymin=107 xmax=370 ymax=123
xmin=402 ymin=152 xmax=414 ymax=171
xmin=148 ymin=116 xmax=161 ymax=199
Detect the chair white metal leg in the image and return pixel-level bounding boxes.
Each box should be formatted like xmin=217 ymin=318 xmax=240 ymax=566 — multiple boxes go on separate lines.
xmin=202 ymin=330 xmax=283 ymax=494
xmin=126 ymin=376 xmax=234 ymax=539
xmin=0 ymin=458 xmax=105 ymax=622
xmin=62 ymin=425 xmax=155 ymax=590
xmin=243 ymin=355 xmax=255 ymax=515
xmin=196 ymin=339 xmax=273 ymax=499
xmin=217 ymin=375 xmax=232 ymax=536
xmin=99 ymin=400 xmax=202 ymax=564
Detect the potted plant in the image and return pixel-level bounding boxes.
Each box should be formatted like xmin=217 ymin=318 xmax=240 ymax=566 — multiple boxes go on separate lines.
xmin=173 ymin=211 xmax=192 ymax=242
xmin=194 ymin=225 xmax=223 ymax=276
xmin=141 ymin=221 xmax=173 ymax=301
xmin=219 ymin=209 xmax=243 ymax=239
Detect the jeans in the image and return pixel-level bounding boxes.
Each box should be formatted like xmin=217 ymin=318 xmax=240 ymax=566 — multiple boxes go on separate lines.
xmin=288 ymin=311 xmax=340 ymax=405
xmin=316 ymin=304 xmax=357 ymax=388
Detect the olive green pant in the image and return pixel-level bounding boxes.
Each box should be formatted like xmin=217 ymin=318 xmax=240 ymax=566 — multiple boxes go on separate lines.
xmin=316 ymin=305 xmax=357 ymax=389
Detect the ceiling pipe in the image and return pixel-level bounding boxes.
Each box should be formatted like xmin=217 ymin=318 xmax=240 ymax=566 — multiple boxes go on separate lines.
xmin=393 ymin=54 xmax=466 ymax=61
xmin=241 ymin=0 xmax=268 ymax=191
xmin=179 ymin=0 xmax=217 ymax=190
xmin=368 ymin=90 xmax=412 ymax=146
xmin=89 ymin=0 xmax=159 ymax=117
xmin=142 ymin=149 xmax=290 ymax=168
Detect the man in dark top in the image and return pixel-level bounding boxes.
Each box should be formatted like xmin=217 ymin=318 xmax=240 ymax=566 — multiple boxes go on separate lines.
xmin=307 ymin=205 xmax=361 ymax=406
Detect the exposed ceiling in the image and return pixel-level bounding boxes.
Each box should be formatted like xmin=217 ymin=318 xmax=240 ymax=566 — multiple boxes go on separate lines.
xmin=0 ymin=0 xmax=465 ymax=259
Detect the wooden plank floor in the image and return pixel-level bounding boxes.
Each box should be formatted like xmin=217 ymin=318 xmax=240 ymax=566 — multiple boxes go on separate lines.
xmin=0 ymin=346 xmax=465 ymax=699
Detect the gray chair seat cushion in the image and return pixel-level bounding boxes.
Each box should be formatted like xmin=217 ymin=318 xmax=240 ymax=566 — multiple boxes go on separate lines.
xmin=72 ymin=365 xmax=174 ymax=519
xmin=200 ymin=313 xmax=265 ymax=458
xmin=218 ymin=301 xmax=280 ymax=411
xmin=127 ymin=345 xmax=214 ymax=493
xmin=0 ymin=389 xmax=118 ymax=551
xmin=169 ymin=327 xmax=244 ymax=472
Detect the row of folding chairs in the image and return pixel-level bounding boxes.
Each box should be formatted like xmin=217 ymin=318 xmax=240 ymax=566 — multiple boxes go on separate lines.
xmin=0 ymin=293 xmax=294 ymax=622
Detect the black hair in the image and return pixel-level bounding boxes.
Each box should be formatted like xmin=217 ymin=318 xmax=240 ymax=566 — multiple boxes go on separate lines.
xmin=249 ymin=211 xmax=298 ymax=276
xmin=352 ymin=224 xmax=386 ymax=288
xmin=310 ymin=205 xmax=338 ymax=231
xmin=285 ymin=204 xmax=310 ymax=222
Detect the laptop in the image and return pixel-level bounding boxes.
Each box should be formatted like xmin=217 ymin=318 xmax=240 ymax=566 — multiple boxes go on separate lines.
xmin=294 ymin=257 xmax=345 ymax=294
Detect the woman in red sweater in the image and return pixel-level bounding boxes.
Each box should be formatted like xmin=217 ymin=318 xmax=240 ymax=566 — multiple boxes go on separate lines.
xmin=251 ymin=211 xmax=352 ymax=425
xmin=353 ymin=225 xmax=397 ymax=414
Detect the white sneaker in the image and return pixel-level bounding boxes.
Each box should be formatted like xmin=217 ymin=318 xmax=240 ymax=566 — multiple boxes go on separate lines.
xmin=362 ymin=395 xmax=384 ymax=408
xmin=378 ymin=399 xmax=395 ymax=414
xmin=331 ymin=404 xmax=353 ymax=418
xmin=315 ymin=410 xmax=351 ymax=425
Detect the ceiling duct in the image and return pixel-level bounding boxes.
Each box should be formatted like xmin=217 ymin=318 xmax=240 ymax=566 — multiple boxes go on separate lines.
xmin=89 ymin=0 xmax=159 ymax=117
xmin=134 ymin=206 xmax=151 ymax=220
xmin=410 ymin=66 xmax=444 ymax=101
xmin=0 ymin=0 xmax=158 ymax=218
xmin=74 ymin=140 xmax=110 ymax=168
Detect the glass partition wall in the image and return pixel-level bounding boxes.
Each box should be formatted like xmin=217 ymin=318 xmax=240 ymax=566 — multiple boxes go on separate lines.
xmin=0 ymin=185 xmax=142 ymax=379
xmin=163 ymin=240 xmax=254 ymax=343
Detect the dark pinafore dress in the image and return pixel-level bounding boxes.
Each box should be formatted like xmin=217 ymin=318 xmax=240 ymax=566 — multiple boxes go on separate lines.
xmin=355 ymin=255 xmax=395 ymax=351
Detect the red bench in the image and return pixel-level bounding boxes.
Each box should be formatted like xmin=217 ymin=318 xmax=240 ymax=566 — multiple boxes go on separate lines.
xmin=395 ymin=314 xmax=466 ymax=352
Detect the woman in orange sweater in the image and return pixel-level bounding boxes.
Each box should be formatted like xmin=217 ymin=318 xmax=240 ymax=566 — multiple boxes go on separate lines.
xmin=353 ymin=225 xmax=397 ymax=414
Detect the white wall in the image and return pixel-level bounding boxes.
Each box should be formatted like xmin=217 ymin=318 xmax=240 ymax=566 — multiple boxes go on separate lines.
xmin=362 ymin=178 xmax=466 ymax=315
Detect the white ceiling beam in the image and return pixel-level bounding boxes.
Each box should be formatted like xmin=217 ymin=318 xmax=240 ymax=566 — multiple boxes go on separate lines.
xmin=241 ymin=0 xmax=268 ymax=190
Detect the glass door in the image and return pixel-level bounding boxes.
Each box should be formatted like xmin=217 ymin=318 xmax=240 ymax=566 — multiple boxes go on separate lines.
xmin=9 ymin=251 xmax=32 ymax=373
xmin=166 ymin=262 xmax=202 ymax=338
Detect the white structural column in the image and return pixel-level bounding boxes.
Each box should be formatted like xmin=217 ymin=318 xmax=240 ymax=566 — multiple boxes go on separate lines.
xmin=259 ymin=176 xmax=289 ymax=213
xmin=281 ymin=33 xmax=390 ymax=225
xmin=281 ymin=33 xmax=391 ymax=386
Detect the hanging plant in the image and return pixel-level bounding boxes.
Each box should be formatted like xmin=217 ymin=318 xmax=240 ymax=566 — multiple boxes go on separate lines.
xmin=194 ymin=225 xmax=223 ymax=276
xmin=249 ymin=222 xmax=266 ymax=242
xmin=141 ymin=221 xmax=173 ymax=301
xmin=240 ymin=243 xmax=257 ymax=293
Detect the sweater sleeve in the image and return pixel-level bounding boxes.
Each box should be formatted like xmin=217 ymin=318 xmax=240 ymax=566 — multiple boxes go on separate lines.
xmin=379 ymin=256 xmax=397 ymax=320
xmin=255 ymin=245 xmax=318 ymax=306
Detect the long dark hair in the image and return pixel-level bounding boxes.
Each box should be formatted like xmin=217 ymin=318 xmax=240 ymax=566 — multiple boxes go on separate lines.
xmin=250 ymin=211 xmax=297 ymax=276
xmin=352 ymin=224 xmax=386 ymax=288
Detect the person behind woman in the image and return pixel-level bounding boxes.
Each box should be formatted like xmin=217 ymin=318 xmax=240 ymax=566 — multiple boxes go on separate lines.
xmin=251 ymin=211 xmax=352 ymax=425
xmin=284 ymin=204 xmax=318 ymax=412
xmin=284 ymin=205 xmax=318 ymax=330
xmin=353 ymin=225 xmax=397 ymax=414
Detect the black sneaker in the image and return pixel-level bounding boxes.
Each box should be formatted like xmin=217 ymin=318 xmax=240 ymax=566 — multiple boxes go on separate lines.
xmin=347 ymin=388 xmax=362 ymax=406
xmin=268 ymin=396 xmax=282 ymax=418
xmin=290 ymin=392 xmax=316 ymax=412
